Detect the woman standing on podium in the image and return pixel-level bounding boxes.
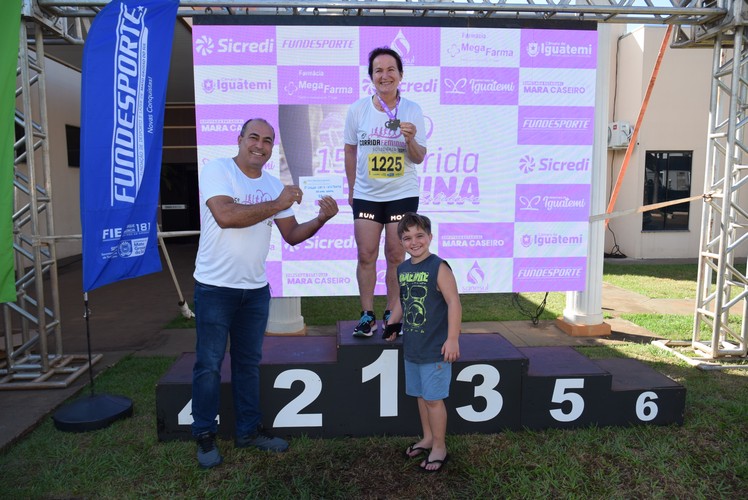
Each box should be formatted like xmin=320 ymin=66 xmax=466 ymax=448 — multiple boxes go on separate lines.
xmin=344 ymin=47 xmax=428 ymax=338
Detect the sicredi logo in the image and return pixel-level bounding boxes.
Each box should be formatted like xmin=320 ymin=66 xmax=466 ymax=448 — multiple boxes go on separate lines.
xmin=519 ymin=155 xmax=535 ymax=173
xmin=361 ymin=78 xmax=438 ymax=95
xmin=519 ymin=156 xmax=590 ymax=174
xmin=196 ymin=37 xmax=275 ymax=56
xmin=195 ymin=35 xmax=213 ymax=56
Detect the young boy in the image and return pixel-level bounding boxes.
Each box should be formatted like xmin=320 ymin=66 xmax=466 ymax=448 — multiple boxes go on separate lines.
xmin=383 ymin=212 xmax=461 ymax=473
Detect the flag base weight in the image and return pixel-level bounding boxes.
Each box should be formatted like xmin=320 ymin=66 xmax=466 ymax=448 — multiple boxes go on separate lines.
xmin=53 ymin=394 xmax=133 ymax=432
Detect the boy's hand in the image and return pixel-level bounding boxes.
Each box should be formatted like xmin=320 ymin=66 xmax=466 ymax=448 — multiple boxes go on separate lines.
xmin=441 ymin=337 xmax=460 ymax=362
xmin=382 ymin=322 xmax=402 ymax=342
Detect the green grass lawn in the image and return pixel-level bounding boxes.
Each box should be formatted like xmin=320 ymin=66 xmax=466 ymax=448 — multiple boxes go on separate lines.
xmin=2 ymin=262 xmax=746 ymax=498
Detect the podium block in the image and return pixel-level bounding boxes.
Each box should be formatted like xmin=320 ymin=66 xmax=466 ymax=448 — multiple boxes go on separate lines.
xmin=592 ymin=358 xmax=686 ymax=427
xmin=518 ymin=346 xmax=612 ymax=430
xmin=155 ymin=329 xmax=686 ymax=442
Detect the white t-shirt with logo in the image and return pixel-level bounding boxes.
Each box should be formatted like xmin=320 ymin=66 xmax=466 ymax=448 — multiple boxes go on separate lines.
xmin=344 ymin=96 xmax=426 ymax=202
xmin=194 ymin=157 xmax=294 ymax=289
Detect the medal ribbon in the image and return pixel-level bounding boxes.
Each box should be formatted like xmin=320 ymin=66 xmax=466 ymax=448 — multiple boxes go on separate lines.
xmin=375 ymin=93 xmax=399 ymax=122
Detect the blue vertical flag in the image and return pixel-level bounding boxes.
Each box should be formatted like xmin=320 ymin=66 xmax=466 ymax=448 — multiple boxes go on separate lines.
xmin=80 ymin=0 xmax=178 ymax=291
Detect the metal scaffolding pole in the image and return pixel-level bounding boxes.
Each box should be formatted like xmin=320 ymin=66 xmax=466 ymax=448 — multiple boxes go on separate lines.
xmin=0 ymin=4 xmax=94 ymax=389
xmin=693 ymin=24 xmax=748 ymax=358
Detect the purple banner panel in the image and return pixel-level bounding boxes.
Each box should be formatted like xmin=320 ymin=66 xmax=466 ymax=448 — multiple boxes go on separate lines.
xmin=374 ymin=258 xmax=387 ymax=296
xmin=278 ymin=66 xmax=358 ymax=104
xmin=513 ymin=257 xmax=586 ymax=292
xmin=520 ymin=29 xmax=597 ymax=69
xmin=515 ymin=184 xmax=591 ymax=222
xmin=267 ymin=261 xmax=283 ymax=297
xmin=195 ymin=104 xmax=278 ymax=146
xmin=193 ymin=25 xmax=276 ymax=66
xmin=281 ymin=223 xmax=357 ymax=261
xmin=440 ymin=67 xmax=518 ymax=106
xmin=359 ymin=26 xmax=441 ymax=67
xmin=437 ymin=223 xmax=514 ymax=259
xmin=518 ymin=106 xmax=594 ymax=145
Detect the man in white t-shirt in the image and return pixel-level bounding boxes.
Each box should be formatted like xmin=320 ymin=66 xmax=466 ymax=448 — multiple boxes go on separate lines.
xmin=191 ymin=118 xmax=338 ymax=469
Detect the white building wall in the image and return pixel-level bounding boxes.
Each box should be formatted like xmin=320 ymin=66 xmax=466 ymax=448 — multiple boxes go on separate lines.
xmin=605 ymin=26 xmax=717 ymax=259
xmin=17 ymin=57 xmax=83 ymax=260
xmin=46 ymin=58 xmax=83 ymax=260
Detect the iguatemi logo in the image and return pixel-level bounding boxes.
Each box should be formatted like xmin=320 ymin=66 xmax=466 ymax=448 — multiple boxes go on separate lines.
xmin=201 ymin=78 xmax=272 ymax=94
xmin=195 ymin=35 xmax=214 ymax=56
xmin=519 ymin=195 xmax=541 ymax=211
xmin=202 ymin=79 xmax=215 ymax=94
xmin=526 ymin=41 xmax=593 ymax=58
xmin=521 ymin=233 xmax=584 ymax=248
xmin=445 ymin=78 xmax=467 ymax=95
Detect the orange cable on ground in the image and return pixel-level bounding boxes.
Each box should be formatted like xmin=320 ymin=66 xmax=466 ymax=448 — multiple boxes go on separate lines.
xmin=605 ymin=25 xmax=673 ymax=227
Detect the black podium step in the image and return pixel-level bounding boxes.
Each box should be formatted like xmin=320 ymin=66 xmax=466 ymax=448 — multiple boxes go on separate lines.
xmin=155 ymin=331 xmax=686 ymax=441
xmin=592 ymin=358 xmax=686 ymax=427
xmin=518 ymin=346 xmax=613 ymax=430
xmin=156 ymin=335 xmax=338 ymax=441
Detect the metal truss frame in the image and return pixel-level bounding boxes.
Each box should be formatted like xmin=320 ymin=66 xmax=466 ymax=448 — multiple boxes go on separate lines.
xmin=689 ymin=21 xmax=748 ymax=361
xmin=1 ymin=3 xmax=95 ymax=389
xmin=3 ymin=0 xmax=746 ymax=390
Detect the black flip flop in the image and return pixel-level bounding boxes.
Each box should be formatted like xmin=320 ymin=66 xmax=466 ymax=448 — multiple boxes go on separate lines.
xmin=404 ymin=443 xmax=430 ymax=459
xmin=418 ymin=453 xmax=449 ymax=473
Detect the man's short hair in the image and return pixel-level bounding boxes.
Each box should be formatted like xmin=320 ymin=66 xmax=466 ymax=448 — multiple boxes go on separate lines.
xmin=239 ymin=118 xmax=274 ymax=138
xmin=397 ymin=212 xmax=432 ymax=239
xmin=367 ymin=47 xmax=404 ymax=79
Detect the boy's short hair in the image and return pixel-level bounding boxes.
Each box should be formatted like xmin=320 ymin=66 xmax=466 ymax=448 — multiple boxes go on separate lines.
xmin=397 ymin=212 xmax=432 ymax=239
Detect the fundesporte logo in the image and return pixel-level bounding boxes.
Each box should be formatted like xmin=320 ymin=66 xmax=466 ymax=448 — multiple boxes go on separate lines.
xmin=195 ymin=35 xmax=214 ymax=56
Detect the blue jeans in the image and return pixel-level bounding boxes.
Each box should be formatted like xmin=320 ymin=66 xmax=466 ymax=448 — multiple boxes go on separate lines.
xmin=191 ymin=281 xmax=270 ymax=438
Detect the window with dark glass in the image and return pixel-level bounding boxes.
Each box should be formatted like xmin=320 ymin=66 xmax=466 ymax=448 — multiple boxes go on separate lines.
xmin=642 ymin=151 xmax=692 ymax=231
xmin=65 ymin=125 xmax=81 ymax=167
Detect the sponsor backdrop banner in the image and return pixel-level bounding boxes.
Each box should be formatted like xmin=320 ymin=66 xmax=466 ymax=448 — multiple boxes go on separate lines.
xmin=193 ymin=20 xmax=597 ymax=296
xmin=80 ymin=0 xmax=178 ymax=291
xmin=0 ymin=0 xmax=22 ymax=303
